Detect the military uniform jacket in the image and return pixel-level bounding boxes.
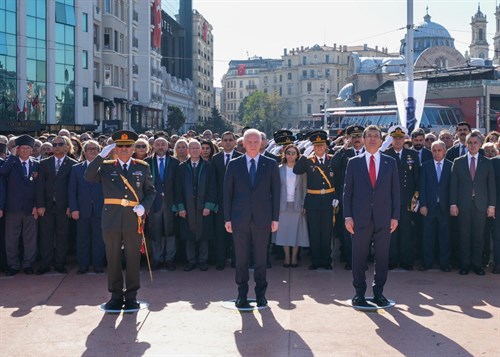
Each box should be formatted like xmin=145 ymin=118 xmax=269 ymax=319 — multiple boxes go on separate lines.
xmin=293 ymin=154 xmax=337 ymax=210
xmin=84 ymin=156 xmax=156 ymax=231
xmin=384 ymin=147 xmax=420 ymax=208
xmin=331 ymin=147 xmax=364 ymax=203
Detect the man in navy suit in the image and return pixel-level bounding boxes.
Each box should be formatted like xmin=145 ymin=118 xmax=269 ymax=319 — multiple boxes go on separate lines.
xmin=0 ymin=135 xmax=40 ymax=276
xmin=344 ymin=125 xmax=400 ymax=307
xmin=491 ymin=153 xmax=500 ymax=274
xmin=68 ymin=140 xmax=105 ymax=274
xmin=224 ymin=128 xmax=280 ymax=308
xmin=418 ymin=140 xmax=452 ymax=271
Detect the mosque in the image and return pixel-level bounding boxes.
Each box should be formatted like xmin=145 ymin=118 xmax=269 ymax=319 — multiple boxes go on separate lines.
xmin=341 ymin=6 xmax=500 ymax=132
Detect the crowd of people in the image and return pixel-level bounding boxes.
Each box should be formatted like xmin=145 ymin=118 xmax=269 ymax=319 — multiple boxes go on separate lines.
xmin=0 ymin=121 xmax=499 ymax=289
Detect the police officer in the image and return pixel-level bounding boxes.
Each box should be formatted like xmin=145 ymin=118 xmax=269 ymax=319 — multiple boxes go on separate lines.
xmin=85 ymin=130 xmax=156 ymax=311
xmin=294 ymin=130 xmax=337 ymax=270
xmin=384 ymin=125 xmax=420 ymax=270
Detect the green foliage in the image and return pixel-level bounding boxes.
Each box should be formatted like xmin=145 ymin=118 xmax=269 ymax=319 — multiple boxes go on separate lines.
xmin=192 ymin=107 xmax=233 ymax=134
xmin=166 ymin=105 xmax=186 ymax=133
xmin=239 ymin=91 xmax=286 ymax=136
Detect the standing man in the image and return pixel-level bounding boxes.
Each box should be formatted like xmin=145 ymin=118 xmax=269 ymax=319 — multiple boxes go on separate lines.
xmin=450 ymin=132 xmax=496 ymax=276
xmin=411 ymin=128 xmax=433 ymax=165
xmin=344 ymin=125 xmax=400 ymax=307
xmin=145 ymin=137 xmax=179 ymax=271
xmin=446 ymin=122 xmax=471 ymax=161
xmin=35 ymin=136 xmax=78 ymax=274
xmin=212 ymin=131 xmax=241 ymax=270
xmin=294 ymin=130 xmax=337 ymax=270
xmin=384 ymin=125 xmax=420 ymax=270
xmin=491 ymin=154 xmax=500 ymax=274
xmin=419 ymin=140 xmax=452 ymax=271
xmin=85 ymin=130 xmax=156 ymax=311
xmin=224 ymin=129 xmax=280 ymax=308
xmin=68 ymin=140 xmax=105 ymax=274
xmin=0 ymin=135 xmax=39 ymax=275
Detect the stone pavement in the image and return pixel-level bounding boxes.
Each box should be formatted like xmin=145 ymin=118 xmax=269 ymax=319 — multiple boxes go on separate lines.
xmin=1 ymin=258 xmax=499 ymax=356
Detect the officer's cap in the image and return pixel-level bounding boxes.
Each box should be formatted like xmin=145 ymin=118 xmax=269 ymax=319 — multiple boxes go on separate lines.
xmin=388 ymin=125 xmax=408 ymax=138
xmin=15 ymin=134 xmax=35 ymax=148
xmin=346 ymin=125 xmax=365 ymax=136
xmin=308 ymin=130 xmax=328 ymax=145
xmin=275 ymin=134 xmax=296 ymax=145
xmin=112 ymin=130 xmax=138 ymax=145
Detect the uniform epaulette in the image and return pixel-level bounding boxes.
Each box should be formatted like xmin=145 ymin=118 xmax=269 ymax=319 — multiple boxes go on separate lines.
xmin=133 ymin=159 xmax=149 ymax=166
xmin=308 ymin=154 xmax=315 ymax=159
xmin=103 ymin=160 xmax=116 ymax=164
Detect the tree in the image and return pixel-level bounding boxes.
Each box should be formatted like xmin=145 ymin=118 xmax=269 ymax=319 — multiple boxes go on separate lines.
xmin=192 ymin=107 xmax=233 ymax=134
xmin=166 ymin=105 xmax=185 ymax=134
xmin=239 ymin=91 xmax=286 ymax=136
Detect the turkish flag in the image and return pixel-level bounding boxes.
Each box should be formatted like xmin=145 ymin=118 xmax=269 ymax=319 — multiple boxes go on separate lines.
xmin=153 ymin=0 xmax=162 ymax=49
xmin=237 ymin=64 xmax=246 ymax=76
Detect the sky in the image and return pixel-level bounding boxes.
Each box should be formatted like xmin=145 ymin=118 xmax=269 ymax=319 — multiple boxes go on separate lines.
xmin=192 ymin=0 xmax=499 ymax=87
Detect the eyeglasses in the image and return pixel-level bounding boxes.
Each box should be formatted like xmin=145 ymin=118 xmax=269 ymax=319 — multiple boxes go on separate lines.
xmin=52 ymin=142 xmax=65 ymax=147
xmin=135 ymin=144 xmax=147 ymax=149
xmin=285 ymin=151 xmax=297 ymax=155
xmin=425 ymin=138 xmax=435 ymax=142
xmin=116 ymin=144 xmax=133 ymax=148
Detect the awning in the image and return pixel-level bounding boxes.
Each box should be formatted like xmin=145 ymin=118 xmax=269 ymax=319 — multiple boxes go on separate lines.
xmin=93 ymin=95 xmax=104 ymax=102
xmin=114 ymin=97 xmax=128 ymax=104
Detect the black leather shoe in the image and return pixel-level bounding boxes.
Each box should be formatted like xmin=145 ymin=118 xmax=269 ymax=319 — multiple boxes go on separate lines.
xmin=55 ymin=266 xmax=67 ymax=274
xmin=235 ymin=297 xmax=251 ymax=309
xmin=94 ymin=268 xmax=104 ymax=274
xmin=6 ymin=268 xmax=19 ymax=276
xmin=352 ymin=294 xmax=370 ymax=307
xmin=473 ymin=267 xmax=485 ymax=276
xmin=216 ymin=264 xmax=225 ymax=271
xmin=124 ymin=298 xmax=140 ymax=310
xmin=36 ymin=267 xmax=50 ymax=275
xmin=373 ymin=295 xmax=390 ymax=307
xmin=165 ymin=261 xmax=176 ymax=271
xmin=402 ymin=265 xmax=413 ymax=271
xmin=324 ymin=264 xmax=333 ymax=270
xmin=290 ymin=263 xmax=298 ymax=268
xmin=440 ymin=266 xmax=451 ymax=272
xmin=199 ymin=263 xmax=208 ymax=271
xmin=77 ymin=268 xmax=88 ymax=275
xmin=105 ymin=298 xmax=124 ymax=311
xmin=283 ymin=263 xmax=290 ymax=268
xmin=183 ymin=263 xmax=197 ymax=272
xmin=388 ymin=264 xmax=397 ymax=270
xmin=308 ymin=264 xmax=318 ymax=270
xmin=256 ymin=296 xmax=268 ymax=307
xmin=418 ymin=265 xmax=429 ymax=271
xmin=459 ymin=268 xmax=469 ymax=275
xmin=23 ymin=267 xmax=34 ymax=275
xmin=492 ymin=266 xmax=500 ymax=274
xmin=344 ymin=263 xmax=352 ymax=271
xmin=266 ymin=262 xmax=272 ymax=269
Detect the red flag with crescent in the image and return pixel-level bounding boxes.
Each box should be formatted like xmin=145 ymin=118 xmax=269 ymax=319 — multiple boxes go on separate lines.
xmin=153 ymin=0 xmax=162 ymax=49
xmin=237 ymin=64 xmax=246 ymax=76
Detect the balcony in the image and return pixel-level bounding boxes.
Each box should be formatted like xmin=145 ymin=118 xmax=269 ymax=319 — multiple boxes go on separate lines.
xmin=246 ymin=84 xmax=257 ymax=90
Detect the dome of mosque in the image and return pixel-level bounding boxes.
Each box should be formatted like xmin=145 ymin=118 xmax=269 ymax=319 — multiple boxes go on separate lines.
xmin=400 ymin=12 xmax=455 ymax=61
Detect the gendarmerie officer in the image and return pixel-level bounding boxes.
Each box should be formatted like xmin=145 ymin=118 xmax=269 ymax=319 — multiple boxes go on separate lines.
xmin=85 ymin=130 xmax=156 ymax=311
xmin=294 ymin=130 xmax=337 ymax=270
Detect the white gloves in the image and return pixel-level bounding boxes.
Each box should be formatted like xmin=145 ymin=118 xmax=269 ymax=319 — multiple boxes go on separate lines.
xmin=133 ymin=205 xmax=145 ymax=217
xmin=332 ymin=199 xmax=339 ymax=208
xmin=303 ymin=144 xmax=315 ymax=157
xmin=99 ymin=143 xmax=116 ymax=158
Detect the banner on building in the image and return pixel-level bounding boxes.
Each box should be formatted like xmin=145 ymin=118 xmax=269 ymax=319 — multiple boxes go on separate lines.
xmin=237 ymin=64 xmax=246 ymax=76
xmin=153 ymin=0 xmax=162 ymax=49
xmin=394 ymin=80 xmax=427 ymax=133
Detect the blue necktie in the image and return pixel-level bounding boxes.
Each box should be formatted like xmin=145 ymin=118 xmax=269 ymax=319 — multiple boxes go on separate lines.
xmin=249 ymin=159 xmax=256 ymax=186
xmin=22 ymin=162 xmax=28 ymax=178
xmin=159 ymin=157 xmax=165 ymax=181
xmin=436 ymin=162 xmax=442 ymax=182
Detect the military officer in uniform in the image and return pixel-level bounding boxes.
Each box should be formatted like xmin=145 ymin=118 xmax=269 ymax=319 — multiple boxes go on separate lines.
xmin=294 ymin=130 xmax=337 ymax=270
xmin=384 ymin=125 xmax=420 ymax=270
xmin=85 ymin=130 xmax=156 ymax=311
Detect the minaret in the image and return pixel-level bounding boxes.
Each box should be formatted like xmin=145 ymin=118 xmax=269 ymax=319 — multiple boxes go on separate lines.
xmin=494 ymin=3 xmax=500 ymax=63
xmin=470 ymin=4 xmax=489 ymax=59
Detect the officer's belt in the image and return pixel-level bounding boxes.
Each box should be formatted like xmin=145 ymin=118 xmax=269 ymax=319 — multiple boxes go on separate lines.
xmin=307 ymin=188 xmax=335 ymax=195
xmin=104 ymin=198 xmax=139 ymax=207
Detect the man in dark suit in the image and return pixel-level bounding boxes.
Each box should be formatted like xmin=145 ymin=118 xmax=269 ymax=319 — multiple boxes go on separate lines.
xmin=68 ymin=140 xmax=105 ymax=274
xmin=450 ymin=132 xmax=496 ymax=276
xmin=332 ymin=125 xmax=365 ymax=270
xmin=344 ymin=125 xmax=400 ymax=308
xmin=418 ymin=140 xmax=452 ymax=271
xmin=491 ymin=154 xmax=500 ymax=274
xmin=85 ymin=130 xmax=156 ymax=311
xmin=212 ymin=131 xmax=241 ymax=270
xmin=446 ymin=122 xmax=471 ymax=162
xmin=0 ymin=135 xmax=40 ymax=276
xmin=384 ymin=125 xmax=420 ymax=270
xmin=35 ymin=136 xmax=78 ymax=274
xmin=145 ymin=137 xmax=179 ymax=271
xmin=411 ymin=128 xmax=433 ymax=165
xmin=224 ymin=129 xmax=280 ymax=308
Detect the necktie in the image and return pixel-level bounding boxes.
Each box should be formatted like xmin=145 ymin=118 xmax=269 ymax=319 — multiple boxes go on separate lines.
xmin=192 ymin=162 xmax=197 ymax=169
xmin=470 ymin=156 xmax=475 ymax=180
xmin=369 ymin=155 xmax=376 ymax=188
xmin=22 ymin=162 xmax=28 ymax=178
xmin=249 ymin=158 xmax=256 ymax=186
xmin=460 ymin=145 xmax=466 ymax=156
xmin=159 ymin=157 xmax=165 ymax=181
xmin=123 ymin=163 xmax=128 ymax=175
xmin=55 ymin=159 xmax=61 ymax=174
xmin=225 ymin=153 xmax=231 ymax=167
xmin=436 ymin=162 xmax=442 ymax=182
xmin=319 ymin=158 xmax=323 ymax=165
xmin=355 ymin=150 xmax=359 ymax=156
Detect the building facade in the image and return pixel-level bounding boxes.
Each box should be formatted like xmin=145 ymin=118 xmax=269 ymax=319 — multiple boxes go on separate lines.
xmin=470 ymin=5 xmax=489 ymax=59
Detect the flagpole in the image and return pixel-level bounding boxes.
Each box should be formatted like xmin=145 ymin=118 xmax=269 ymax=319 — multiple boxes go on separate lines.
xmin=406 ymin=0 xmax=415 ymax=130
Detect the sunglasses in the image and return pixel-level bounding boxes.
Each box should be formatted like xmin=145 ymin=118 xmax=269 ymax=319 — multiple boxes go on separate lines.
xmin=135 ymin=144 xmax=147 ymax=149
xmin=285 ymin=151 xmax=297 ymax=155
xmin=425 ymin=138 xmax=435 ymax=142
xmin=52 ymin=142 xmax=65 ymax=147
xmin=116 ymin=144 xmax=133 ymax=148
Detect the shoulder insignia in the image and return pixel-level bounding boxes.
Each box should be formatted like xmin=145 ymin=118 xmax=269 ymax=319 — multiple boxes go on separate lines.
xmin=133 ymin=159 xmax=149 ymax=166
xmin=103 ymin=160 xmax=116 ymax=164
xmin=307 ymin=154 xmax=315 ymax=160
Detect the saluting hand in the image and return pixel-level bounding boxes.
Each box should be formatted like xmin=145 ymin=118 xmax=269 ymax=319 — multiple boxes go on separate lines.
xmin=99 ymin=143 xmax=116 ymax=158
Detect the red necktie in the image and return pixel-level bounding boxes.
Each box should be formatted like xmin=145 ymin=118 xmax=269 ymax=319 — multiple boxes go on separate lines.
xmin=369 ymin=155 xmax=376 ymax=188
xmin=470 ymin=156 xmax=475 ymax=180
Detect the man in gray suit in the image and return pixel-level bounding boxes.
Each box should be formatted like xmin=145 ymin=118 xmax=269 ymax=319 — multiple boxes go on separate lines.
xmin=450 ymin=132 xmax=496 ymax=276
xmin=224 ymin=129 xmax=280 ymax=308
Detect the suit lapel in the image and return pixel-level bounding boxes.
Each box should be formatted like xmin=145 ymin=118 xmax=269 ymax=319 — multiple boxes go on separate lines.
xmin=239 ymin=156 xmax=252 ymax=188
xmin=358 ymin=154 xmax=372 ymax=187
xmin=254 ymin=156 xmax=266 ymax=187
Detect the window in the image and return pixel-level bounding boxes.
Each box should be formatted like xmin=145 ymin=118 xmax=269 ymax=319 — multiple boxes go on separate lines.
xmin=326 ymin=55 xmax=330 ymax=64
xmin=307 ymin=103 xmax=312 ymax=114
xmin=83 ymin=87 xmax=88 ymax=107
xmin=279 ymin=75 xmax=282 ymax=82
xmin=104 ymin=28 xmax=110 ymax=48
xmin=82 ymin=50 xmax=88 ymax=69
xmin=119 ymin=33 xmax=124 ymax=53
xmin=239 ymin=80 xmax=243 ymax=88
xmin=120 ymin=67 xmax=125 ymax=88
xmin=93 ymin=24 xmax=99 ymax=47
xmin=287 ymin=87 xmax=292 ymax=95
xmin=307 ymin=82 xmax=312 ymax=92
xmin=94 ymin=62 xmax=100 ymax=82
xmin=114 ymin=30 xmax=118 ymax=52
xmin=104 ymin=64 xmax=111 ymax=85
xmin=287 ymin=73 xmax=292 ymax=80
xmin=288 ymin=59 xmax=291 ymax=67
xmin=310 ymin=69 xmax=314 ymax=78
xmin=279 ymin=87 xmax=282 ymax=96
xmin=113 ymin=66 xmax=119 ymax=86
xmin=82 ymin=12 xmax=88 ymax=32
xmin=105 ymin=0 xmax=111 ymax=13
xmin=302 ymin=70 xmax=307 ymax=78
xmin=302 ymin=56 xmax=307 ymax=65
